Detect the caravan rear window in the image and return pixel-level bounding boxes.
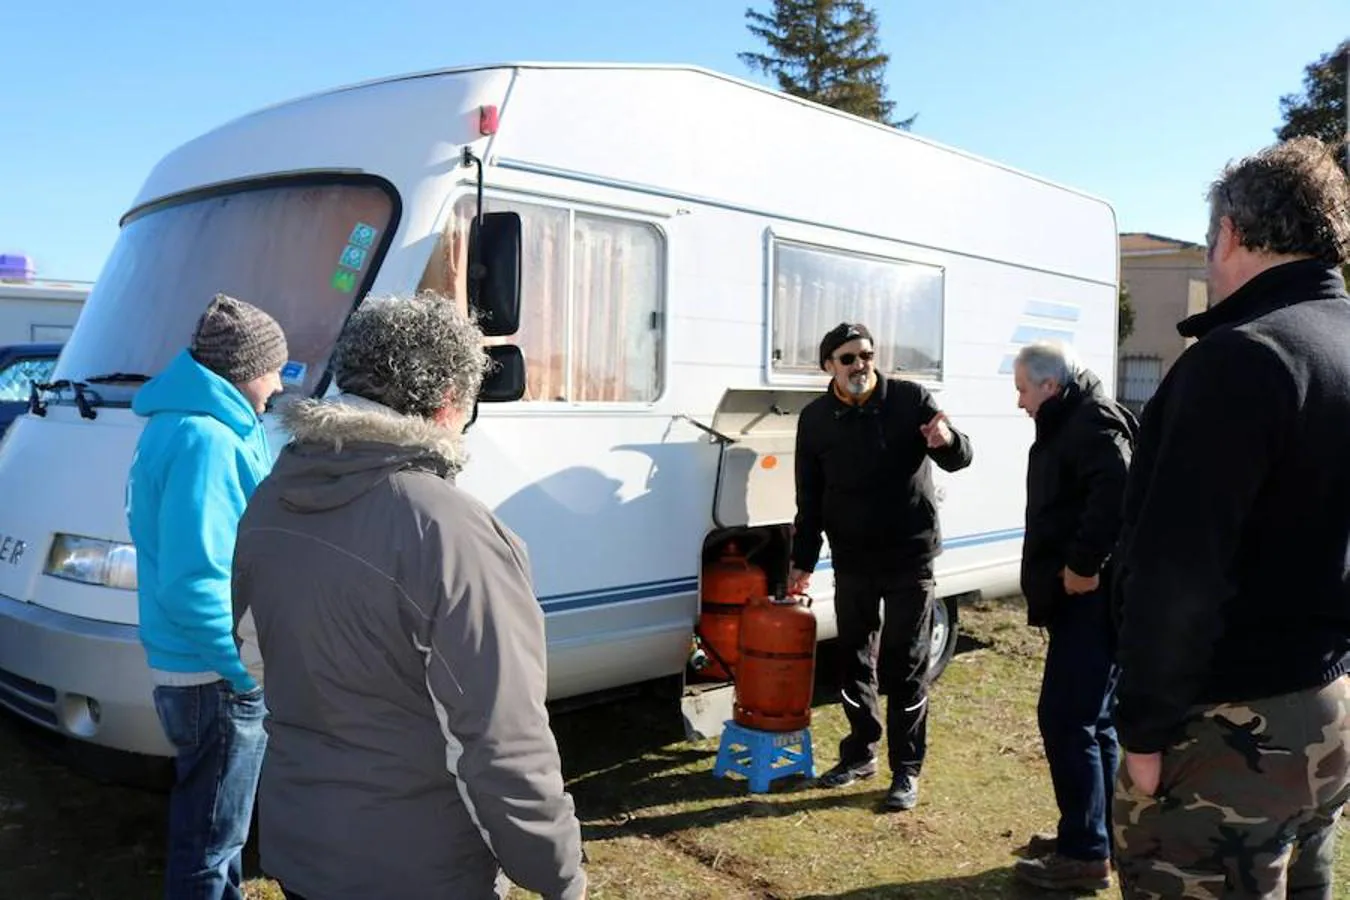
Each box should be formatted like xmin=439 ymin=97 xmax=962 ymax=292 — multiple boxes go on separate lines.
xmin=54 ymin=179 xmax=397 ymax=397
xmin=770 ymin=240 xmax=945 ymax=381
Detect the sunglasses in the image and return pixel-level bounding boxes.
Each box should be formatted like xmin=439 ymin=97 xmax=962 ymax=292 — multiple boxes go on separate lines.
xmin=834 ymin=350 xmax=875 ymax=366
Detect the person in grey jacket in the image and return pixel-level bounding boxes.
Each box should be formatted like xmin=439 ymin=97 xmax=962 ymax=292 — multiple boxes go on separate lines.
xmin=232 ymin=292 xmax=587 ymax=900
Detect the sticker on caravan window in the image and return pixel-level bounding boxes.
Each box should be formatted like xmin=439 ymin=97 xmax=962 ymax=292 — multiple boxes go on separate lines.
xmin=281 ymin=361 xmax=308 ymax=386
xmin=338 ymin=244 xmax=368 ymax=271
xmin=331 ymin=269 xmax=358 ymax=293
xmin=348 ymin=223 xmax=378 ymax=249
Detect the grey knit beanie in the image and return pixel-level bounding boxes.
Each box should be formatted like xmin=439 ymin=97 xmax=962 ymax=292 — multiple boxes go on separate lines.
xmin=189 ymin=293 xmax=289 ymax=384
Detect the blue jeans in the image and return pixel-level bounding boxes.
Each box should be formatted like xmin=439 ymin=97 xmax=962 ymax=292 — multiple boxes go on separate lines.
xmin=152 ymin=680 xmax=267 ymax=900
xmin=1038 ymin=590 xmax=1119 ymax=861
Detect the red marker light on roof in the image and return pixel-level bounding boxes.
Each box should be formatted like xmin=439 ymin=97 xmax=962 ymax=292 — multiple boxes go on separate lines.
xmin=479 ymin=105 xmax=499 ymax=136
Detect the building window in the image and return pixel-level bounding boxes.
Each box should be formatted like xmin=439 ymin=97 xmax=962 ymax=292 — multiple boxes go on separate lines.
xmin=30 ymin=325 xmax=73 ymax=343
xmin=1119 ymin=354 xmax=1163 ymax=412
xmin=417 ymin=196 xmax=665 ymax=403
xmin=770 ymin=239 xmax=944 ymax=381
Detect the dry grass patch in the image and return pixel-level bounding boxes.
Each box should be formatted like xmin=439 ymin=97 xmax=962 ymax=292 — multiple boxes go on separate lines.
xmin=1 ymin=596 xmax=1347 ymax=899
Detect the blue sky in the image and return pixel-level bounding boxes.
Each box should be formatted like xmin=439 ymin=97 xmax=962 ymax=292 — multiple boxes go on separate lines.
xmin=2 ymin=1 xmax=1344 ymax=282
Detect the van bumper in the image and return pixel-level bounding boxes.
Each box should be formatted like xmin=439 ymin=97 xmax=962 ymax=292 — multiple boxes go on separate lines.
xmin=0 ymin=593 xmax=173 ymax=757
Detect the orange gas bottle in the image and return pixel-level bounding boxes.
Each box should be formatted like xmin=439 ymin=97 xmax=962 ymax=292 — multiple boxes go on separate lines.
xmin=695 ymin=543 xmax=768 ymax=680
xmin=733 ymin=593 xmax=817 ymax=732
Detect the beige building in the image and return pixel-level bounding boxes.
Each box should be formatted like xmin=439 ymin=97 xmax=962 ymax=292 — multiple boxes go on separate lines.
xmin=1116 ymin=232 xmax=1209 ymax=413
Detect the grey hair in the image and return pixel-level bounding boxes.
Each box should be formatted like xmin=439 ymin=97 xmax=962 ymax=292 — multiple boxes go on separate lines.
xmin=330 ymin=291 xmax=490 ymax=419
xmin=1206 ymin=136 xmax=1350 ymax=266
xmin=1015 ymin=340 xmax=1079 ymax=387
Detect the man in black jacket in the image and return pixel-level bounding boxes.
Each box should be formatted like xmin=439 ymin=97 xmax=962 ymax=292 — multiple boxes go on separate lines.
xmin=1113 ymin=136 xmax=1350 ymax=898
xmin=789 ymin=322 xmax=973 ymax=812
xmin=1009 ymin=341 xmax=1135 ymax=892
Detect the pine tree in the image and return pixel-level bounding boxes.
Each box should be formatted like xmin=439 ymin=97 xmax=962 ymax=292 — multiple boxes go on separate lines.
xmin=1118 ymin=282 xmax=1136 ymax=346
xmin=1276 ymin=39 xmax=1348 ymax=171
xmin=739 ymin=0 xmax=915 ymax=129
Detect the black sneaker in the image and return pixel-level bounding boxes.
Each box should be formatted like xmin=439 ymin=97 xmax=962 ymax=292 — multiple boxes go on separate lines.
xmin=817 ymin=757 xmax=878 ymax=788
xmin=883 ymin=774 xmax=919 ymax=811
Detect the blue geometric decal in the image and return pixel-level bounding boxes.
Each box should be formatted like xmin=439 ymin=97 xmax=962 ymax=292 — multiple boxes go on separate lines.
xmin=1024 ymin=300 xmax=1080 ymax=322
xmin=999 ymin=299 xmax=1083 ymax=374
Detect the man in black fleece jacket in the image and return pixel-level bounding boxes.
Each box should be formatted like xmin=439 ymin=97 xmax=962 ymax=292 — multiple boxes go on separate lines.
xmin=789 ymin=322 xmax=973 ymax=812
xmin=1112 ymin=136 xmax=1350 ymax=898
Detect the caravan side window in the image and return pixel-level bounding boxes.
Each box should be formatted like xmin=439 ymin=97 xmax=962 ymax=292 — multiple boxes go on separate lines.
xmin=770 ymin=240 xmax=945 ymax=381
xmin=417 ymin=196 xmax=665 ymax=403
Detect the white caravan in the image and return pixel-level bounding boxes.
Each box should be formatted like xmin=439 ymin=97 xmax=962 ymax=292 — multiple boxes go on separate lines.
xmin=0 ymin=63 xmax=1118 ymax=758
xmin=0 ymin=278 xmax=90 ymax=345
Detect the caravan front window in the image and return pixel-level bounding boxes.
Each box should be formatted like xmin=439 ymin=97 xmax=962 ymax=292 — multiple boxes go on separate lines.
xmin=54 ymin=179 xmax=397 ymax=397
xmin=418 ymin=195 xmax=665 ymax=403
xmin=770 ymin=240 xmax=945 ymax=381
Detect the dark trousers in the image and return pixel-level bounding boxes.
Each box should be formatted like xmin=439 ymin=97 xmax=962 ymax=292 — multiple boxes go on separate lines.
xmin=282 ymin=891 xmax=307 ymax=900
xmin=833 ymin=567 xmax=935 ymax=777
xmin=1038 ymin=590 xmax=1119 ymax=862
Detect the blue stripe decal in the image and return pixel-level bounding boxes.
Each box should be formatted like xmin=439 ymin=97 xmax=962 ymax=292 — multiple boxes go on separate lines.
xmin=538 ymin=528 xmax=1025 ymax=612
xmin=944 ymin=527 xmax=1025 ymax=549
xmin=541 ymin=575 xmax=695 ymax=603
xmin=1024 ymin=300 xmax=1081 ymax=322
xmin=540 ymin=578 xmax=698 ymax=612
xmin=1011 ymin=325 xmax=1075 ymax=344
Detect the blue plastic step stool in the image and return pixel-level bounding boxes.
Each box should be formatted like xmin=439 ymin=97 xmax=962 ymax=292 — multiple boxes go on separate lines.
xmin=712 ymin=720 xmax=815 ymax=793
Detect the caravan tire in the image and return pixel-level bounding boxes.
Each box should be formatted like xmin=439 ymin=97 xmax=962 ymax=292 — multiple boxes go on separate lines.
xmin=927 ymin=595 xmax=960 ymax=683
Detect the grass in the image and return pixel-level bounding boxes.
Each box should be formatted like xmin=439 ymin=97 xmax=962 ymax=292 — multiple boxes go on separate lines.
xmin=1 ymin=595 xmax=1346 ymax=898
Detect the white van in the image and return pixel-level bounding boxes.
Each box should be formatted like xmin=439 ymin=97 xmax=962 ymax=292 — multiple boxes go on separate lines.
xmin=0 ymin=278 xmax=89 ymax=345
xmin=0 ymin=63 xmax=1119 ymax=758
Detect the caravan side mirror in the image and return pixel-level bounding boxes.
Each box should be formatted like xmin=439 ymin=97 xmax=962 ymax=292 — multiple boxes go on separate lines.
xmin=469 ymin=212 xmax=521 ymax=337
xmin=479 ymin=344 xmax=525 ymax=403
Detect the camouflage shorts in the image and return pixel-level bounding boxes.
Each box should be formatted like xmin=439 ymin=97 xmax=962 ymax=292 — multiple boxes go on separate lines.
xmin=1113 ymin=675 xmax=1350 ymax=899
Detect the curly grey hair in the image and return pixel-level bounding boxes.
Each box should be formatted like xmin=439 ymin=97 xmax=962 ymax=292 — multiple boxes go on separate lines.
xmin=330 ymin=291 xmax=490 ymax=419
xmin=1206 ymin=136 xmax=1350 ymax=266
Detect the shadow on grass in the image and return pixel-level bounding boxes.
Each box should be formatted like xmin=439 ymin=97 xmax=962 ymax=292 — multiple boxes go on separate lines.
xmin=552 ymin=629 xmax=1019 ymax=832
xmin=552 ymin=628 xmax=1012 ymax=829
xmin=0 ymin=707 xmax=275 ymax=896
xmin=795 ymin=866 xmax=1106 ymax=899
xmin=955 ymin=630 xmax=994 ymax=654
xmin=582 ymin=779 xmax=921 ymax=842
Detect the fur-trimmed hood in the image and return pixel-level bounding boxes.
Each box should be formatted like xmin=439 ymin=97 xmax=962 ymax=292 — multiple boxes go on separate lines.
xmin=271 ymin=393 xmax=466 ymax=513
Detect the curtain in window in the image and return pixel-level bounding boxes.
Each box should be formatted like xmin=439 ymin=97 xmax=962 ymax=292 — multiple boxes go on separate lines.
xmin=772 ymin=242 xmax=943 ymax=379
xmin=419 ymin=197 xmax=664 ymax=403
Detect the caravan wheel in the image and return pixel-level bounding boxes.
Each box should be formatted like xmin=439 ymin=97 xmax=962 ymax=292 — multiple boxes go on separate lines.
xmin=927 ymin=595 xmax=960 ymax=682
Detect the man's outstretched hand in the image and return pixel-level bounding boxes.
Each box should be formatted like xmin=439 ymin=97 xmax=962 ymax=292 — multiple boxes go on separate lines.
xmin=920 ymin=412 xmax=954 ymax=449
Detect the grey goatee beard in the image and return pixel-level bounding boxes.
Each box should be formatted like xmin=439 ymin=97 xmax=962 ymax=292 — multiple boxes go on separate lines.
xmin=844 ymin=373 xmax=869 ymax=395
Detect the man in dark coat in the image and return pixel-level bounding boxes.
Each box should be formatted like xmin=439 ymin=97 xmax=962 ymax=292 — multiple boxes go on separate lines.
xmin=1010 ymin=341 xmax=1135 ymax=892
xmin=1112 ymin=136 xmax=1350 ymax=897
xmin=789 ymin=322 xmax=973 ymax=812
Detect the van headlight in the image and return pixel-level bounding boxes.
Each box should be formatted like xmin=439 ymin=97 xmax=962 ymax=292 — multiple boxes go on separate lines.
xmin=44 ymin=534 xmax=138 ymax=591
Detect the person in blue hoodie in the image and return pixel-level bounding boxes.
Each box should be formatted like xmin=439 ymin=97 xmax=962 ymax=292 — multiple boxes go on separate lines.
xmin=126 ymin=292 xmax=289 ymax=900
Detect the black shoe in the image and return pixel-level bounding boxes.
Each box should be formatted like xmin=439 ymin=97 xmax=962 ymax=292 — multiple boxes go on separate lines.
xmin=817 ymin=757 xmax=878 ymax=788
xmin=1022 ymin=832 xmax=1058 ymax=858
xmin=883 ymin=774 xmax=919 ymax=811
xmin=1013 ymin=853 xmax=1111 ymax=891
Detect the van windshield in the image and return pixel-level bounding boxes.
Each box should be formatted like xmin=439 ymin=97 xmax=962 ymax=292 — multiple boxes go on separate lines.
xmin=54 ymin=179 xmax=397 ymax=399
